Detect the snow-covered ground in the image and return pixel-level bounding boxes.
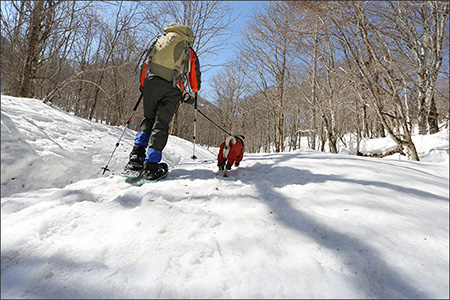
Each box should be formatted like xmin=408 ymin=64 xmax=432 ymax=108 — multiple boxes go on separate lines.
xmin=1 ymin=95 xmax=449 ymax=299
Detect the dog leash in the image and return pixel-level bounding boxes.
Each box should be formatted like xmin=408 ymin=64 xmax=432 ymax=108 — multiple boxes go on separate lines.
xmin=197 ymin=108 xmax=232 ymax=136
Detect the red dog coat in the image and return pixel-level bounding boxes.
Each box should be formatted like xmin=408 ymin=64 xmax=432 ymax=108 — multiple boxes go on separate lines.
xmin=217 ymin=136 xmax=244 ymax=169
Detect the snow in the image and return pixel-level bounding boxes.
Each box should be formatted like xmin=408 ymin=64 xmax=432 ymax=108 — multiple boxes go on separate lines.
xmin=1 ymin=95 xmax=449 ymax=299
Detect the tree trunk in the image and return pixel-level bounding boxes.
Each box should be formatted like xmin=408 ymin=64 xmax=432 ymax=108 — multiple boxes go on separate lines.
xmin=17 ymin=1 xmax=44 ymax=98
xmin=428 ymin=96 xmax=439 ymax=134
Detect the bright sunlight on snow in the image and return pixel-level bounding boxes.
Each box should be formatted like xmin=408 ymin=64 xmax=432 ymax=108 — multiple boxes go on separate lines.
xmin=1 ymin=95 xmax=449 ymax=298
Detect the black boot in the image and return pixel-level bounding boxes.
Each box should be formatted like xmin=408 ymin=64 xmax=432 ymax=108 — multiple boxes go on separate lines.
xmin=125 ymin=145 xmax=146 ymax=171
xmin=142 ymin=161 xmax=168 ymax=181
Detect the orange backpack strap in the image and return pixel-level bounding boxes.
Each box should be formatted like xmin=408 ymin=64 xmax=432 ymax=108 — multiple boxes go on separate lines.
xmin=188 ymin=48 xmax=201 ymax=92
xmin=140 ymin=63 xmax=148 ymax=90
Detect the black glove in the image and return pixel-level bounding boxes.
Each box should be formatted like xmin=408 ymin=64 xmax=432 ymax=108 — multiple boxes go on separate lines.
xmin=218 ymin=162 xmax=225 ymax=171
xmin=182 ymin=92 xmax=195 ymax=105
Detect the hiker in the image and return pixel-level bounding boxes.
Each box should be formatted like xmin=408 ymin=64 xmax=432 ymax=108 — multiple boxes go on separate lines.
xmin=121 ymin=22 xmax=201 ymax=181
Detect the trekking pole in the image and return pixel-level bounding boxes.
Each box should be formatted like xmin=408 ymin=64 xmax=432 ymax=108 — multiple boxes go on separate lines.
xmin=191 ymin=92 xmax=198 ymax=160
xmin=101 ymin=92 xmax=143 ymax=175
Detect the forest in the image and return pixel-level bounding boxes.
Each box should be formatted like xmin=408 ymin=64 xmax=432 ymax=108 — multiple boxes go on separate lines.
xmin=1 ymin=1 xmax=449 ymax=160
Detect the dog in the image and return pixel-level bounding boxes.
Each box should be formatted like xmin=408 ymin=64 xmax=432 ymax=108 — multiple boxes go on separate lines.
xmin=217 ymin=135 xmax=245 ymax=177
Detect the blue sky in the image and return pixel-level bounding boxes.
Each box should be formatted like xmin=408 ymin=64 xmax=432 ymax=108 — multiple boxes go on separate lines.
xmin=200 ymin=1 xmax=266 ymax=98
xmin=229 ymin=1 xmax=264 ymax=28
xmin=224 ymin=1 xmax=265 ymax=58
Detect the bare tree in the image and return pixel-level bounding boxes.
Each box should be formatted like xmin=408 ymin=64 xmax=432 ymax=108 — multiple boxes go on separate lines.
xmin=287 ymin=1 xmax=331 ymax=151
xmin=332 ymin=2 xmax=421 ymax=160
xmin=40 ymin=1 xmax=148 ymax=126
xmin=1 ymin=1 xmax=27 ymax=95
xmin=2 ymin=1 xmax=65 ymax=98
xmin=239 ymin=2 xmax=298 ymax=152
xmin=210 ymin=62 xmax=248 ymax=138
xmin=315 ymin=24 xmax=346 ymax=154
xmin=1 ymin=1 xmax=96 ymax=100
xmin=19 ymin=1 xmax=56 ymax=97
xmin=287 ymin=1 xmax=353 ymax=153
xmin=385 ymin=1 xmax=449 ymax=135
xmin=87 ymin=2 xmax=143 ymax=121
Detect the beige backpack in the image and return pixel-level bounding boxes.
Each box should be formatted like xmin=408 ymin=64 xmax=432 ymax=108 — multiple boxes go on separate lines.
xmin=146 ymin=23 xmax=194 ymax=84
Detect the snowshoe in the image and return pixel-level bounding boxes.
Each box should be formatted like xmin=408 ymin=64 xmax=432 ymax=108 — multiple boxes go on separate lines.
xmin=135 ymin=162 xmax=169 ymax=185
xmin=120 ymin=145 xmax=145 ymax=179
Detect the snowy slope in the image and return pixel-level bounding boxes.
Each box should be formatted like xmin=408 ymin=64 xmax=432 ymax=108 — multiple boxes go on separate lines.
xmin=1 ymin=95 xmax=449 ymax=299
xmin=1 ymin=96 xmax=214 ymax=197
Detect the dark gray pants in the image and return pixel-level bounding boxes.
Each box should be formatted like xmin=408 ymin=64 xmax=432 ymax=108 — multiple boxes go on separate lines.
xmin=140 ymin=76 xmax=181 ymax=151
